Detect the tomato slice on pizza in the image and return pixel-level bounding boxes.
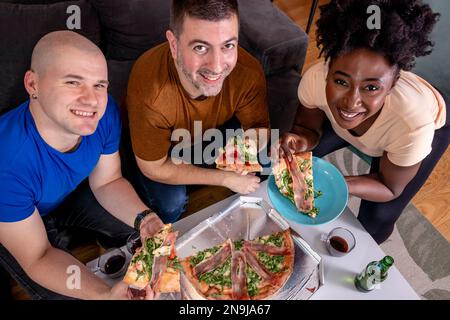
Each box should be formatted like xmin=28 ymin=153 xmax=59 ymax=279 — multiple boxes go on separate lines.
xmin=181 ymin=229 xmax=294 ymax=300
xmin=215 ymin=136 xmax=262 ymax=173
xmin=272 ymin=151 xmax=320 ymax=218
xmin=123 ymin=224 xmax=181 ymax=294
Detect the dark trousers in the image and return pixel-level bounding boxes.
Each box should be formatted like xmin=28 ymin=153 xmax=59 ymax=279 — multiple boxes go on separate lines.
xmin=313 ymin=94 xmax=450 ymax=244
xmin=0 ymin=180 xmax=135 ymax=300
xmin=120 ymin=128 xmax=189 ymax=224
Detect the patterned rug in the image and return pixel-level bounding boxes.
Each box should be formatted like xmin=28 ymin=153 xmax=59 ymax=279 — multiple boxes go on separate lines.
xmin=324 ymin=148 xmax=450 ymax=300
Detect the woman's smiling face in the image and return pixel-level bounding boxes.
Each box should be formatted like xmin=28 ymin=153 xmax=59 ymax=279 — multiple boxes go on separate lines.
xmin=325 ymin=48 xmax=399 ymax=133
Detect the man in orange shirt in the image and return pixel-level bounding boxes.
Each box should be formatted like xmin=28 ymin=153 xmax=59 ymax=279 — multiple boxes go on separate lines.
xmin=124 ymin=0 xmax=270 ymax=223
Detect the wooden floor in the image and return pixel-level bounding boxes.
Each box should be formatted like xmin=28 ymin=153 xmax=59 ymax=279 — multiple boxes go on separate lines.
xmin=8 ymin=0 xmax=449 ymax=300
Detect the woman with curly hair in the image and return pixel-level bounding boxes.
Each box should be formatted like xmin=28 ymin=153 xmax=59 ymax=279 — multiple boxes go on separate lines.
xmin=280 ymin=0 xmax=448 ymax=244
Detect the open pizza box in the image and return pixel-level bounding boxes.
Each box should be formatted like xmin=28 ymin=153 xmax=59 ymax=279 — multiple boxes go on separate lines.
xmin=175 ymin=196 xmax=324 ymax=300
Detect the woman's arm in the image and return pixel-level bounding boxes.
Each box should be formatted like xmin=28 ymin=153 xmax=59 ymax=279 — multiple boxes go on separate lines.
xmin=345 ymin=151 xmax=421 ymax=202
xmin=291 ymin=102 xmax=326 ymax=148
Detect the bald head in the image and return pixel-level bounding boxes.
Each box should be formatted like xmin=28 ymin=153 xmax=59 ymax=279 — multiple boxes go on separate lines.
xmin=31 ymin=31 xmax=104 ymax=75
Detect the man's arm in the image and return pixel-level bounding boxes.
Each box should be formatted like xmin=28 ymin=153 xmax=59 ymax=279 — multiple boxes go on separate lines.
xmin=345 ymin=152 xmax=421 ymax=202
xmin=0 ymin=210 xmax=113 ymax=299
xmin=136 ymin=154 xmax=261 ymax=195
xmin=89 ymin=151 xmax=165 ymax=240
xmin=88 ymin=151 xmax=149 ymax=227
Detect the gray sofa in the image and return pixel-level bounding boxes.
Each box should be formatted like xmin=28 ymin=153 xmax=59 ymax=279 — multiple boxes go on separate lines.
xmin=412 ymin=0 xmax=450 ymax=98
xmin=0 ymin=0 xmax=308 ymax=133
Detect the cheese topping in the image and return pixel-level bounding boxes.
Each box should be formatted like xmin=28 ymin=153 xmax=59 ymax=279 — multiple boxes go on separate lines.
xmin=152 ymin=245 xmax=171 ymax=257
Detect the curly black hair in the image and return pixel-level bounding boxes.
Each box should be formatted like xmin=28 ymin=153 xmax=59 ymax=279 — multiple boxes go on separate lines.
xmin=316 ymin=0 xmax=440 ymax=71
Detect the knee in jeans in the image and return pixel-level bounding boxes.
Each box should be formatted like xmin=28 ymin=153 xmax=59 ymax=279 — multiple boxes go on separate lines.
xmin=156 ymin=190 xmax=188 ymax=223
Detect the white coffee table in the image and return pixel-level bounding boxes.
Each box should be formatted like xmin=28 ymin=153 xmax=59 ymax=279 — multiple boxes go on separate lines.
xmin=88 ymin=180 xmax=419 ymax=300
xmin=171 ymin=180 xmax=420 ymax=300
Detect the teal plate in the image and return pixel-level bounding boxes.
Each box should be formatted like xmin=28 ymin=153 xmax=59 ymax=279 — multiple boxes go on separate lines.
xmin=268 ymin=157 xmax=348 ymax=225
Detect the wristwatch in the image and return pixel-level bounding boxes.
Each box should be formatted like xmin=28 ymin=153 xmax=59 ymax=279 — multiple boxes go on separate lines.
xmin=134 ymin=209 xmax=154 ymax=230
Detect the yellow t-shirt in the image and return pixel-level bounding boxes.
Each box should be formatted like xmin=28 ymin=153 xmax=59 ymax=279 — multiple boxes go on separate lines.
xmin=298 ymin=62 xmax=446 ymax=167
xmin=125 ymin=42 xmax=270 ymax=161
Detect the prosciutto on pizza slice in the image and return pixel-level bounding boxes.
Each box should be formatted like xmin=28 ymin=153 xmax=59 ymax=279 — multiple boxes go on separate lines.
xmin=123 ymin=224 xmax=181 ymax=294
xmin=272 ymin=151 xmax=320 ymax=218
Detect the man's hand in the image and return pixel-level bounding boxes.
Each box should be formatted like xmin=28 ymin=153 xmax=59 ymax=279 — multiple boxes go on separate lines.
xmin=279 ymin=132 xmax=309 ymax=162
xmin=139 ymin=212 xmax=164 ymax=239
xmin=223 ymin=171 xmax=260 ymax=194
xmin=106 ymin=281 xmax=156 ymax=300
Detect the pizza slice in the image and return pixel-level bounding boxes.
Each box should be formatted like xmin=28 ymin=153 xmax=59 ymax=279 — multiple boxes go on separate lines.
xmin=272 ymin=151 xmax=319 ymax=218
xmin=215 ymin=136 xmax=262 ymax=173
xmin=181 ymin=229 xmax=295 ymax=300
xmin=123 ymin=224 xmax=181 ymax=295
xmin=241 ymin=230 xmax=294 ymax=299
xmin=181 ymin=240 xmax=233 ymax=299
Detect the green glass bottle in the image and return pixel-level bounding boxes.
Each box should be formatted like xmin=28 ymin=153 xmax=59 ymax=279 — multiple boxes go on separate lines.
xmin=354 ymin=256 xmax=394 ymax=292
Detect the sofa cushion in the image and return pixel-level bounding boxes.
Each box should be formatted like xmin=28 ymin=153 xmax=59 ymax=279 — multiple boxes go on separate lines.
xmin=237 ymin=0 xmax=308 ymax=76
xmin=106 ymin=59 xmax=135 ymax=108
xmin=90 ymin=0 xmax=170 ymax=61
xmin=0 ymin=0 xmax=69 ymax=3
xmin=0 ymin=0 xmax=101 ymax=115
xmin=267 ymin=70 xmax=301 ymax=133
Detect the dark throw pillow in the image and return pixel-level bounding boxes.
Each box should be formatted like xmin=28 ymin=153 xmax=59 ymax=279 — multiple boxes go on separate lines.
xmin=90 ymin=0 xmax=170 ymax=61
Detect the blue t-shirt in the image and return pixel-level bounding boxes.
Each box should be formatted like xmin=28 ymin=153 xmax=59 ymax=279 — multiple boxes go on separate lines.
xmin=0 ymin=96 xmax=121 ymax=222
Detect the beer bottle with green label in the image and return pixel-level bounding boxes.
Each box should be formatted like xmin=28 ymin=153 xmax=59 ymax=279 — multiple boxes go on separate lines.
xmin=354 ymin=255 xmax=394 ymax=292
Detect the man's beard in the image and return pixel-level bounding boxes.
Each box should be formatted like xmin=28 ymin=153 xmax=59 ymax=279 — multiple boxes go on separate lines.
xmin=176 ymin=53 xmax=230 ymax=97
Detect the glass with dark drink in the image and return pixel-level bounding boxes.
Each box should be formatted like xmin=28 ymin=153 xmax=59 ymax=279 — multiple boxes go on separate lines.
xmin=104 ymin=255 xmax=126 ymax=274
xmin=97 ymin=248 xmax=127 ymax=278
xmin=324 ymin=227 xmax=356 ymax=257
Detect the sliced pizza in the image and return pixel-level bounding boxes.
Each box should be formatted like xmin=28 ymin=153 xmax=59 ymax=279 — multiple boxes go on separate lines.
xmin=215 ymin=136 xmax=262 ymax=173
xmin=181 ymin=229 xmax=295 ymax=300
xmin=272 ymin=151 xmax=319 ymax=218
xmin=123 ymin=224 xmax=181 ymax=294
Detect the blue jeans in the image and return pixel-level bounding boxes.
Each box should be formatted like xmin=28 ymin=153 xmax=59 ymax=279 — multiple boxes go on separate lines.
xmin=121 ymin=129 xmax=189 ymax=224
xmin=134 ymin=170 xmax=188 ymax=223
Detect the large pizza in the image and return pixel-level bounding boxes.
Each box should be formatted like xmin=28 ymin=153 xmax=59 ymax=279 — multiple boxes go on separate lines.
xmin=181 ymin=229 xmax=295 ymax=300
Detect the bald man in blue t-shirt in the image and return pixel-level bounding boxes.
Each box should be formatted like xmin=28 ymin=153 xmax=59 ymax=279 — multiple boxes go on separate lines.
xmin=0 ymin=31 xmax=163 ymax=300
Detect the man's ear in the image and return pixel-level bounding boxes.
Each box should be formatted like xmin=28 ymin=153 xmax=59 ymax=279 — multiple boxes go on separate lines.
xmin=166 ymin=30 xmax=178 ymax=60
xmin=24 ymin=70 xmax=38 ymax=97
